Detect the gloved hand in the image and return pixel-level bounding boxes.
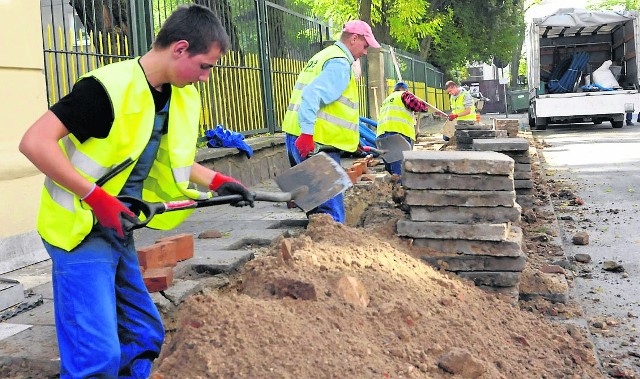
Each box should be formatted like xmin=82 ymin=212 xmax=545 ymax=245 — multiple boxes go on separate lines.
xmin=448 ymin=113 xmax=459 ymax=121
xmin=294 ymin=133 xmax=315 ymax=158
xmin=209 ymin=173 xmax=255 ymax=207
xmin=82 ymin=185 xmax=138 ymax=238
xmin=361 ymin=146 xmax=373 ymax=152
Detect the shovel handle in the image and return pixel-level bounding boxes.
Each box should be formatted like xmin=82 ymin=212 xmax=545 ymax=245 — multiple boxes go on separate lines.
xmin=117 ymin=190 xmax=294 ymax=233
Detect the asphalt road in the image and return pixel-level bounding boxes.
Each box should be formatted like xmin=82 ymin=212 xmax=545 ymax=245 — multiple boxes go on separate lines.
xmin=534 ymin=121 xmax=640 ymax=374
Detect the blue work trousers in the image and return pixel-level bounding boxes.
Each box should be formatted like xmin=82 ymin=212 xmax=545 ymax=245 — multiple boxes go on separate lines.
xmin=377 ymin=132 xmax=413 ymax=176
xmin=43 ymin=225 xmax=164 ymax=379
xmin=285 ymin=133 xmax=345 ymax=223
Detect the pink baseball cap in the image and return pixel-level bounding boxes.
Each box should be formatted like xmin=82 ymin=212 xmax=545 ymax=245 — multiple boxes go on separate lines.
xmin=342 ymin=20 xmax=381 ymax=49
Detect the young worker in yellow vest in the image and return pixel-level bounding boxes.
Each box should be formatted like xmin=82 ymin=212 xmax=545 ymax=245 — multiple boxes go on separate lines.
xmin=282 ymin=20 xmax=380 ymax=223
xmin=445 ymin=80 xmax=476 ymax=122
xmin=19 ymin=5 xmax=254 ymax=378
xmin=374 ymin=81 xmax=447 ymax=175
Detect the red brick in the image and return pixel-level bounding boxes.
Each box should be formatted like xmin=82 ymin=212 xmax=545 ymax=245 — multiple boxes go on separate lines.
xmin=143 ymin=267 xmax=174 ymax=292
xmin=156 ymin=234 xmax=194 ymax=261
xmin=137 ymin=241 xmax=177 ymax=269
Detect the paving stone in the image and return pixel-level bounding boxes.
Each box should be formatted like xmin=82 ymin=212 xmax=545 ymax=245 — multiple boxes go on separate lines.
xmin=409 ymin=204 xmax=521 ymax=223
xmin=403 ymin=150 xmax=514 ymax=175
xmin=514 ymin=163 xmax=532 ymax=172
xmin=454 ymin=122 xmax=492 ymax=130
xmin=513 ymin=171 xmax=532 ymax=180
xmin=472 ymin=138 xmax=529 ymax=152
xmin=412 ymin=226 xmax=524 ymax=257
xmin=185 ymin=250 xmax=255 ymax=275
xmin=456 ymin=271 xmax=521 ymax=287
xmin=421 ymin=251 xmax=526 ymax=272
xmin=403 ymin=172 xmax=514 ymax=191
xmin=397 ymin=220 xmax=510 ymax=241
xmin=514 ymin=179 xmax=533 ymax=189
xmin=405 ymin=189 xmax=516 ymax=207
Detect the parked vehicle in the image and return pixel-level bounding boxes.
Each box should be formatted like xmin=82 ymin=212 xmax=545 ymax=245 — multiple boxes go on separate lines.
xmin=527 ymin=8 xmax=640 ymax=130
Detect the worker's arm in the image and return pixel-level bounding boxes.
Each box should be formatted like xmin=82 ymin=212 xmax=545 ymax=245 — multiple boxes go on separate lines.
xmin=19 ymin=111 xmax=94 ymax=198
xmin=190 ymin=162 xmax=254 ymax=207
xmin=401 ymin=91 xmax=447 ymax=117
xmin=298 ymin=58 xmax=351 ymax=135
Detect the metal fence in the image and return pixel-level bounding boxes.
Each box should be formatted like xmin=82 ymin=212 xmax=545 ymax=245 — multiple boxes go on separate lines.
xmin=382 ymin=45 xmax=448 ymax=111
xmin=40 ymin=0 xmax=442 ymax=142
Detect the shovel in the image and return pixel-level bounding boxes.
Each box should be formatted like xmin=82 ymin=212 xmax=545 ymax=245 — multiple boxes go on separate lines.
xmin=368 ymin=134 xmax=412 ymax=163
xmin=117 ymin=152 xmax=352 ymax=232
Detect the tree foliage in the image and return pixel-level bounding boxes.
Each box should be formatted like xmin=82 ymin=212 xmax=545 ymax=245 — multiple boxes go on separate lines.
xmin=295 ymin=0 xmax=525 ymax=75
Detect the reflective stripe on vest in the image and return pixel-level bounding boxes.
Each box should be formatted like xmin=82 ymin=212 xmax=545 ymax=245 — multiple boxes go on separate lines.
xmin=281 ymin=44 xmax=360 ymax=152
xmin=376 ymin=91 xmax=416 ymax=140
xmin=37 ymin=58 xmax=206 ymax=251
xmin=450 ymin=89 xmax=476 ymax=121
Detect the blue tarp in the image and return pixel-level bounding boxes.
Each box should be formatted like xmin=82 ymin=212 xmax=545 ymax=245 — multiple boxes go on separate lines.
xmin=205 ymin=124 xmax=253 ymax=158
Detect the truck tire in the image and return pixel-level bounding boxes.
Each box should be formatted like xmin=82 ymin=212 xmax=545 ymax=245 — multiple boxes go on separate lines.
xmin=535 ymin=117 xmax=547 ymax=130
xmin=612 ymin=120 xmax=624 ymax=128
xmin=528 ymin=112 xmax=535 ymax=130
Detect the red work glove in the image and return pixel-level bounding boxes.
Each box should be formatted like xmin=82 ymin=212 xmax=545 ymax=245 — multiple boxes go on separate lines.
xmin=448 ymin=113 xmax=459 ymax=121
xmin=209 ymin=173 xmax=255 ymax=208
xmin=294 ymin=133 xmax=315 ymax=158
xmin=361 ymin=146 xmax=373 ymax=152
xmin=82 ymin=185 xmax=138 ymax=238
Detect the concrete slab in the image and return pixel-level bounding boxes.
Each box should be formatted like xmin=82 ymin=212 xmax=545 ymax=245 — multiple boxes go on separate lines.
xmin=0 ymin=323 xmax=32 ymax=341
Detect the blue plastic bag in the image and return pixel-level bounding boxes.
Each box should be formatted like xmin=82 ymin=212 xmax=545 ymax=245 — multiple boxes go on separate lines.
xmin=205 ymin=124 xmax=253 ymax=158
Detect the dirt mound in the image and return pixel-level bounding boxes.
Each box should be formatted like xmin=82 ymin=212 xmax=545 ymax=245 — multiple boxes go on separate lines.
xmin=151 ymin=212 xmax=600 ymax=378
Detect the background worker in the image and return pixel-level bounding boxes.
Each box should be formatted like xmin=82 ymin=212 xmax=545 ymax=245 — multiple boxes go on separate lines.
xmin=19 ymin=5 xmax=253 ymax=378
xmin=375 ymin=81 xmax=447 ymax=175
xmin=281 ymin=20 xmax=380 ymax=223
xmin=445 ymin=80 xmax=476 ymax=122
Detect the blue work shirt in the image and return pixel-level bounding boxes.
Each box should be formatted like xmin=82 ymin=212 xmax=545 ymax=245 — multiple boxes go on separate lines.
xmin=298 ymin=41 xmax=354 ymax=135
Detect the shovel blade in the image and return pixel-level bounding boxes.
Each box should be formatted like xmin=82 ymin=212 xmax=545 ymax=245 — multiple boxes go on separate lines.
xmin=375 ymin=134 xmax=412 ymax=163
xmin=275 ymin=152 xmax=352 ymax=212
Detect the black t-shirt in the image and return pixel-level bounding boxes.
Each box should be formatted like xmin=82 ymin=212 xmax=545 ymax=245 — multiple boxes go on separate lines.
xmin=51 ymin=74 xmax=172 ymax=143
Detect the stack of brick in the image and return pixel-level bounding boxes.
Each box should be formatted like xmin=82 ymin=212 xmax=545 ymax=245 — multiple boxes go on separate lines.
xmin=472 ymin=138 xmax=534 ymax=208
xmin=493 ymin=118 xmax=520 ymax=137
xmin=137 ymin=233 xmax=194 ymax=292
xmin=398 ymin=150 xmax=525 ymax=299
xmin=454 ymin=120 xmax=507 ymax=151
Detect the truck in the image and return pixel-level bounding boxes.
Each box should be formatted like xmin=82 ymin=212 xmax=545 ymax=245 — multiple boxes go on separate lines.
xmin=527 ymin=8 xmax=640 ymax=130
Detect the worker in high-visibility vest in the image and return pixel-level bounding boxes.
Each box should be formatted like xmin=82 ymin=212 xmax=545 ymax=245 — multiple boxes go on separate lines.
xmin=375 ymin=81 xmax=446 ymax=175
xmin=282 ymin=20 xmax=380 ymax=223
xmin=445 ymin=80 xmax=476 ymax=123
xmin=19 ymin=5 xmax=253 ymax=378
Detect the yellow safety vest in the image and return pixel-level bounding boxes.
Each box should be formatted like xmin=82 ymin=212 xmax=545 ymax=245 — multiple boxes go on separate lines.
xmin=281 ymin=44 xmax=360 ymax=152
xmin=37 ymin=58 xmax=209 ymax=251
xmin=450 ymin=89 xmax=476 ymax=121
xmin=377 ymin=91 xmax=416 ymax=140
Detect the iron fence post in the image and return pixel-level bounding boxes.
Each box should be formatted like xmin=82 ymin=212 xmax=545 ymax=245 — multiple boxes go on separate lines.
xmin=256 ymin=0 xmax=276 ymax=134
xmin=130 ymin=0 xmax=152 ymax=56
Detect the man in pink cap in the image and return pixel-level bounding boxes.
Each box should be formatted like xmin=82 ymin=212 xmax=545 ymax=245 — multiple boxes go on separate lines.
xmin=281 ymin=20 xmax=380 ymax=223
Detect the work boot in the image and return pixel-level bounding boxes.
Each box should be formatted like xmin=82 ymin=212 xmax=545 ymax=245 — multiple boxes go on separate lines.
xmin=628 ymin=121 xmax=634 ymax=126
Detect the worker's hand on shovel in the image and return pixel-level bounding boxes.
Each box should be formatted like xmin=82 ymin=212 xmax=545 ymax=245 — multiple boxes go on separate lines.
xmin=448 ymin=113 xmax=459 ymax=121
xmin=82 ymin=185 xmax=139 ymax=238
xmin=209 ymin=173 xmax=255 ymax=207
xmin=294 ymin=133 xmax=315 ymax=158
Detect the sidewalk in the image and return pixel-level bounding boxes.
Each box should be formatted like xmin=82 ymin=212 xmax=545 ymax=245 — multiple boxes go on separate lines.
xmin=0 ymin=178 xmax=308 ymax=377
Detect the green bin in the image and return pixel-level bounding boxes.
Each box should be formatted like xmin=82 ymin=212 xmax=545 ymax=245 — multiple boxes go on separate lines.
xmin=508 ymin=90 xmax=529 ymax=113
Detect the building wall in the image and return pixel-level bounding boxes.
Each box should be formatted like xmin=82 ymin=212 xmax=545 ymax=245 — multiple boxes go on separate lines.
xmin=0 ymin=0 xmax=48 ymax=238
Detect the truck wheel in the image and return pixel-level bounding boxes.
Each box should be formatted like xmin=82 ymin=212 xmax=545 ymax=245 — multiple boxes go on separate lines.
xmin=611 ymin=120 xmax=624 ymax=128
xmin=528 ymin=113 xmax=535 ymax=130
